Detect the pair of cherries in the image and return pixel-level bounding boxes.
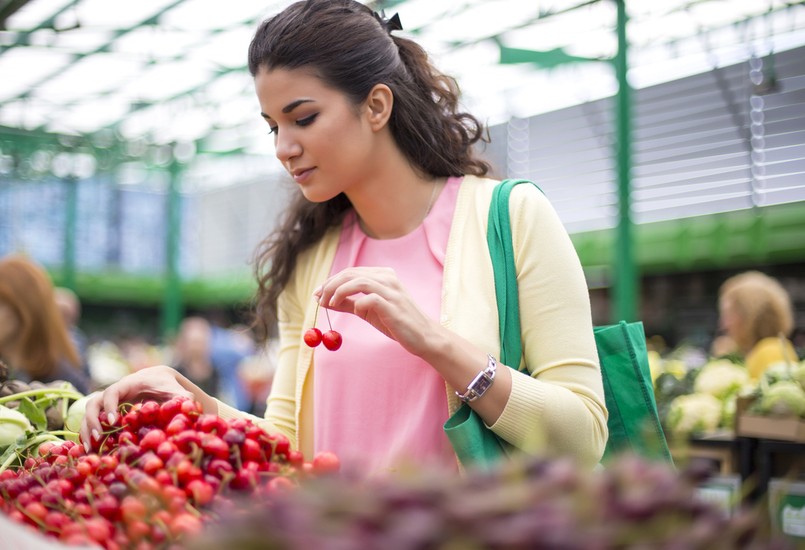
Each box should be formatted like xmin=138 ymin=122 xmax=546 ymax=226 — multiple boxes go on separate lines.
xmin=304 ymin=299 xmax=342 ymax=351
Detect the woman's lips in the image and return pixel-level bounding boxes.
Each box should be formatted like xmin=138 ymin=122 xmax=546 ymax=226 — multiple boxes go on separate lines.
xmin=292 ymin=167 xmax=314 ymax=184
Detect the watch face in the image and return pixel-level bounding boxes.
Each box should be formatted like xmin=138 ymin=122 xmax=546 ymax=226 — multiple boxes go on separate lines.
xmin=473 ymin=375 xmax=493 ymax=397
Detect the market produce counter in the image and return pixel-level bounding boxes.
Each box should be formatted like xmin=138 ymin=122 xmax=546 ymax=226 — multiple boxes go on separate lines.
xmin=684 ymin=432 xmax=805 ymax=503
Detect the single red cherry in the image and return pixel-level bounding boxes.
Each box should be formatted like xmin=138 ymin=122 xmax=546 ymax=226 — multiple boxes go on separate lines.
xmin=322 ymin=330 xmax=342 ymax=351
xmin=304 ymin=328 xmax=323 ymax=347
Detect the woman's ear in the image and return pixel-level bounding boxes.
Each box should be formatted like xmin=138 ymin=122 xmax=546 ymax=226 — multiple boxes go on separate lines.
xmin=364 ymin=84 xmax=393 ymax=131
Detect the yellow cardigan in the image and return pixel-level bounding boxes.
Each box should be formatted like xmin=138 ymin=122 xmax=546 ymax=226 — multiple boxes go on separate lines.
xmin=218 ymin=175 xmax=608 ymax=466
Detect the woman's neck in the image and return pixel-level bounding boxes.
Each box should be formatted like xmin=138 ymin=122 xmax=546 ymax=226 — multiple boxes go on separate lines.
xmin=348 ymin=144 xmax=443 ymax=239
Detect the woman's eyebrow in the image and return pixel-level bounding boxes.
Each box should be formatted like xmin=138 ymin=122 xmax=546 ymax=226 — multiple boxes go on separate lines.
xmin=261 ymin=98 xmax=315 ymax=119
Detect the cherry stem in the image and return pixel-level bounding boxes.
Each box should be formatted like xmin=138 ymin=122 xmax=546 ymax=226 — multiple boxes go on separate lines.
xmin=324 ymin=306 xmax=333 ymax=331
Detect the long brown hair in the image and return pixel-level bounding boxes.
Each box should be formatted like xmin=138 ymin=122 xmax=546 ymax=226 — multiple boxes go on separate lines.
xmin=0 ymin=254 xmax=80 ymax=379
xmin=248 ymin=0 xmax=490 ymax=340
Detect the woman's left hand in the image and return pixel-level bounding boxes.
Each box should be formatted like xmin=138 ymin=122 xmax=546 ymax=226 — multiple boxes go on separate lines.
xmin=314 ymin=266 xmax=439 ymax=357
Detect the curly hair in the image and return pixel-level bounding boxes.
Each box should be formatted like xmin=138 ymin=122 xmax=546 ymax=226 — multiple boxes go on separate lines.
xmin=718 ymin=271 xmax=794 ymax=353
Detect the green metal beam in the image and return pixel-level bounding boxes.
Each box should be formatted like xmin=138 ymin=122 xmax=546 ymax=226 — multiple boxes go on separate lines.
xmin=62 ymin=176 xmax=78 ymax=290
xmin=571 ymin=202 xmax=805 ymax=278
xmin=612 ymin=0 xmax=636 ymax=323
xmin=0 ymin=0 xmax=81 ymax=53
xmin=161 ymin=157 xmax=183 ymax=340
xmin=0 ymin=0 xmax=189 ymax=107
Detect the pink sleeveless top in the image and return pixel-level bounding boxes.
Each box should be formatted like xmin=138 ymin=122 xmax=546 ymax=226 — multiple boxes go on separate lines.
xmin=313 ymin=177 xmax=462 ymax=476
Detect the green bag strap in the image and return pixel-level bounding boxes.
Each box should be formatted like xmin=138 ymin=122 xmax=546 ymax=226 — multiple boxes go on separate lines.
xmin=486 ymin=178 xmax=539 ymax=370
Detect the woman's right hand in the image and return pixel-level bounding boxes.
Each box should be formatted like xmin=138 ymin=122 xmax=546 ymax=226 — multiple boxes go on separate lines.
xmin=79 ymin=365 xmax=198 ymax=452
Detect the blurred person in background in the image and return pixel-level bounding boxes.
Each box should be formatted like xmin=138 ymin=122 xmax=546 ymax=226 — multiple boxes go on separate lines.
xmin=171 ymin=316 xmax=254 ymax=408
xmin=209 ymin=321 xmax=255 ymax=410
xmin=172 ymin=317 xmax=219 ymax=398
xmin=0 ymin=254 xmax=92 ymax=394
xmin=714 ymin=270 xmax=799 ymax=380
xmin=54 ymin=286 xmax=90 ymax=379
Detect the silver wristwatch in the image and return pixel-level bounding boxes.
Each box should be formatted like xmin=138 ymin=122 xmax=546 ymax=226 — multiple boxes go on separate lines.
xmin=456 ymin=354 xmax=497 ymax=403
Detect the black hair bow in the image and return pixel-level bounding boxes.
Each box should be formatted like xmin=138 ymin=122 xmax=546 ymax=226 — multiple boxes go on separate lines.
xmin=374 ymin=10 xmax=403 ymax=33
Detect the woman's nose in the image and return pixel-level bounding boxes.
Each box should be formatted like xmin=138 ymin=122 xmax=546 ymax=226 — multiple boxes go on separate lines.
xmin=274 ymin=131 xmax=302 ymax=164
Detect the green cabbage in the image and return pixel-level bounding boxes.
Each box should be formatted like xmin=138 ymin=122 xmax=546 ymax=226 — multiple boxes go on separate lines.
xmin=693 ymin=359 xmax=750 ymax=401
xmin=755 ymin=381 xmax=805 ymax=417
xmin=666 ymin=393 xmax=723 ymax=438
xmin=64 ymin=394 xmax=91 ymax=433
xmin=0 ymin=404 xmax=32 ymax=447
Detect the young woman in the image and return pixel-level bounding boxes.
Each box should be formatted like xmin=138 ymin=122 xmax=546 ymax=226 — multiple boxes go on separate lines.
xmin=0 ymin=254 xmax=91 ymax=394
xmin=82 ymin=0 xmax=607 ymax=474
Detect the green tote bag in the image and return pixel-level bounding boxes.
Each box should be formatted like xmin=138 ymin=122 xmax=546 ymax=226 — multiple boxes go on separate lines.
xmin=443 ymin=179 xmax=673 ymax=468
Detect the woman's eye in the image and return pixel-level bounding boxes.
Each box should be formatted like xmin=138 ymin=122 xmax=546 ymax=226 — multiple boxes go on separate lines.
xmin=268 ymin=126 xmax=278 ymax=135
xmin=297 ymin=113 xmax=318 ymax=127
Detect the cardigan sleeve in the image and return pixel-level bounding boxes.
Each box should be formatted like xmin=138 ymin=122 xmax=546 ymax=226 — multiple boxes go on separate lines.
xmin=486 ymin=184 xmax=608 ymax=466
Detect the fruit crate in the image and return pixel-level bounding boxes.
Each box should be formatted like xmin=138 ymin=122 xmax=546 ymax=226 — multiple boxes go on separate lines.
xmin=735 ymin=396 xmax=805 ymax=443
xmin=768 ymin=479 xmax=805 ymax=545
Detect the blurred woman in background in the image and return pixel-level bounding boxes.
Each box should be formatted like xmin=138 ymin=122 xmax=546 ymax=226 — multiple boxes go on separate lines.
xmin=0 ymin=254 xmax=91 ymax=394
xmin=715 ymin=270 xmax=799 ymax=380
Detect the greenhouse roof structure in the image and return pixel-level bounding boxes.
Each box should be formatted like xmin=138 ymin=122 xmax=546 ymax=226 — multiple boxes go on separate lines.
xmin=1 ymin=0 xmax=804 ymax=185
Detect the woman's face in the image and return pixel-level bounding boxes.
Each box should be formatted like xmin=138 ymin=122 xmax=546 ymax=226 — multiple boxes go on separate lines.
xmin=254 ymin=66 xmax=379 ymax=202
xmin=718 ymin=296 xmax=741 ymax=341
xmin=0 ymin=299 xmax=20 ymax=352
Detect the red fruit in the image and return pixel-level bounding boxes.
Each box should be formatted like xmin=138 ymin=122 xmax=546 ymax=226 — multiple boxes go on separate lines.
xmin=206 ymin=458 xmax=234 ymax=478
xmin=140 ymin=452 xmax=164 ymax=475
xmin=139 ymin=429 xmax=167 ymax=452
xmin=180 ymin=399 xmax=202 ymax=419
xmin=49 ymin=443 xmax=68 ymax=456
xmin=173 ymin=430 xmax=201 ymax=453
xmin=287 ymin=450 xmax=305 ymax=466
xmin=196 ymin=414 xmax=226 ymax=434
xmin=201 ymin=434 xmax=230 ymax=460
xmin=122 ymin=410 xmax=141 ymax=431
xmin=44 ymin=510 xmax=70 ymax=532
xmin=271 ymin=434 xmax=291 ymax=458
xmin=165 ymin=414 xmax=190 ymax=436
xmin=176 ymin=460 xmax=203 ymax=486
xmin=303 ymin=327 xmax=322 ymax=347
xmin=155 ymin=470 xmax=173 ymax=487
xmin=126 ymin=519 xmax=151 ymax=543
xmin=322 ymin=330 xmax=342 ymax=351
xmin=241 ymin=438 xmax=263 ymax=463
xmin=266 ymin=476 xmax=295 ymax=494
xmin=74 ymin=502 xmax=93 ymax=518
xmin=38 ymin=441 xmax=57 ymax=457
xmin=156 ymin=440 xmax=178 ymax=462
xmin=186 ymin=479 xmax=214 ymax=506
xmin=67 ymin=443 xmax=85 ymax=459
xmin=95 ymin=494 xmax=121 ymax=521
xmin=96 ymin=455 xmax=119 ymax=477
xmin=170 ymin=512 xmax=203 ymax=538
xmin=229 ymin=468 xmax=257 ymax=491
xmin=83 ymin=517 xmax=113 ymax=544
xmin=23 ymin=501 xmax=48 ymax=523
xmin=138 ymin=401 xmax=160 ymax=426
xmin=120 ymin=495 xmax=147 ymax=523
xmin=118 ymin=429 xmax=138 ymax=446
xmin=159 ymin=397 xmax=184 ymax=426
